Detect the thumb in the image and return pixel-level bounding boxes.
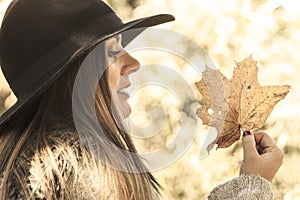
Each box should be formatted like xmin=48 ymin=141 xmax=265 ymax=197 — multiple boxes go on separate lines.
xmin=242 ymin=131 xmax=259 ymax=159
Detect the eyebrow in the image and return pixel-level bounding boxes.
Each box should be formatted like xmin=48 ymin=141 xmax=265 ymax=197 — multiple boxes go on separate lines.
xmin=105 ymin=34 xmax=121 ymax=48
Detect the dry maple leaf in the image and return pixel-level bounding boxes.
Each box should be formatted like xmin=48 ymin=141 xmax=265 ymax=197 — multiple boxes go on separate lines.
xmin=195 ymin=55 xmax=291 ymax=149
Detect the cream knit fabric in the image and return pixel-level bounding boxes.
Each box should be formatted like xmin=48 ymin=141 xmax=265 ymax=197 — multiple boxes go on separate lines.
xmin=1 ymin=130 xmax=274 ymax=199
xmin=208 ymin=174 xmax=273 ymax=200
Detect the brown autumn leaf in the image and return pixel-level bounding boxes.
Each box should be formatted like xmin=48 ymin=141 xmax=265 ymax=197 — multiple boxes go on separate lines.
xmin=195 ymin=55 xmax=291 ymax=149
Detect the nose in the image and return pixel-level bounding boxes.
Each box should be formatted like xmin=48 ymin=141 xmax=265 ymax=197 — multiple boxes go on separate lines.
xmin=120 ymin=52 xmax=140 ymax=76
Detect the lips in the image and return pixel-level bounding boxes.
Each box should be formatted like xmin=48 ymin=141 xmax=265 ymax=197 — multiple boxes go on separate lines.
xmin=116 ymin=83 xmax=130 ymax=98
xmin=113 ymin=79 xmax=132 ymax=118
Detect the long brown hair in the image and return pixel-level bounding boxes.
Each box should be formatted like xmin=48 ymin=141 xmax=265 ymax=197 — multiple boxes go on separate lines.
xmin=0 ymin=43 xmax=160 ymax=199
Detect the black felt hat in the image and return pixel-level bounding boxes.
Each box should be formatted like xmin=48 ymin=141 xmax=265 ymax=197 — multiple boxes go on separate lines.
xmin=0 ymin=0 xmax=174 ymax=129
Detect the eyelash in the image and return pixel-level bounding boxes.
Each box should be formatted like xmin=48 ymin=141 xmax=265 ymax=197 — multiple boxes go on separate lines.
xmin=108 ymin=50 xmax=121 ymax=58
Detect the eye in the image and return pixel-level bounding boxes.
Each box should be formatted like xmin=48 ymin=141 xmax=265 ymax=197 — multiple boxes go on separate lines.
xmin=108 ymin=50 xmax=122 ymax=58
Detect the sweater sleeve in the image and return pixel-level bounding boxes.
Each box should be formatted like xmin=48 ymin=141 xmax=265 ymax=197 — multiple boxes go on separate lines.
xmin=208 ymin=174 xmax=274 ymax=200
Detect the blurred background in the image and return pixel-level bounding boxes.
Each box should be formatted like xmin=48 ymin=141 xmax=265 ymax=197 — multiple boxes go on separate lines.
xmin=1 ymin=0 xmax=299 ymax=199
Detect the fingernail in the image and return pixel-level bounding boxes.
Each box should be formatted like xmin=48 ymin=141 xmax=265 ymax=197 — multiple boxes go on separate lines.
xmin=243 ymin=130 xmax=252 ymax=137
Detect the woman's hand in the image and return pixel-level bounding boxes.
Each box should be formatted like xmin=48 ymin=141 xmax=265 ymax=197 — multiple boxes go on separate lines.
xmin=240 ymin=131 xmax=284 ymax=182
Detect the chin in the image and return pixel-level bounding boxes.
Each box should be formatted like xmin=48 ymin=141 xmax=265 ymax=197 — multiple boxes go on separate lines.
xmin=120 ymin=102 xmax=131 ymax=119
xmin=111 ymin=100 xmax=131 ymax=120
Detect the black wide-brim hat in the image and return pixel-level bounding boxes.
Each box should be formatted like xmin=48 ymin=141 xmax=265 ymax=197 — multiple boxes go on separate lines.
xmin=0 ymin=0 xmax=174 ymax=129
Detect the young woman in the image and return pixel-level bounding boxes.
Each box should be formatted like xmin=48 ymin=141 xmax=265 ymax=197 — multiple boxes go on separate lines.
xmin=0 ymin=0 xmax=283 ymax=199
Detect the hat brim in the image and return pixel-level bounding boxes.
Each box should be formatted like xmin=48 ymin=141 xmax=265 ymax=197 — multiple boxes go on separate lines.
xmin=0 ymin=14 xmax=175 ymax=130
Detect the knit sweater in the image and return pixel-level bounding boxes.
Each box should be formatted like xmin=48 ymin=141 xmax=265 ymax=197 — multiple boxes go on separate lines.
xmin=0 ymin=167 xmax=275 ymax=200
xmin=0 ymin=167 xmax=274 ymax=200
xmin=208 ymin=174 xmax=274 ymax=200
xmin=1 ymin=131 xmax=274 ymax=199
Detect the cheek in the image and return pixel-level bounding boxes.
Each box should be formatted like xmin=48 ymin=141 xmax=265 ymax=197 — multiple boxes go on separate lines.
xmin=107 ymin=64 xmax=121 ymax=92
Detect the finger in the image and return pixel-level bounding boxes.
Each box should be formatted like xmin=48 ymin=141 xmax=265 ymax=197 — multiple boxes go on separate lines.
xmin=253 ymin=132 xmax=276 ymax=149
xmin=242 ymin=131 xmax=259 ymax=159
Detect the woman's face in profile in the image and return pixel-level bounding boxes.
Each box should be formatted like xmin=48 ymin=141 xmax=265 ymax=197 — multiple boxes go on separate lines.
xmin=105 ymin=35 xmax=140 ymax=118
